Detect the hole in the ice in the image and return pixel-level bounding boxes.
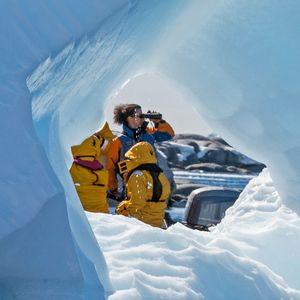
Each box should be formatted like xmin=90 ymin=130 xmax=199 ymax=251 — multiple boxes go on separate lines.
xmin=27 ymin=38 xmax=265 ymax=231
xmin=28 ymin=45 xmax=266 ymax=231
xmin=27 ymin=49 xmax=267 ymax=229
xmin=105 ymin=73 xmax=266 ymax=230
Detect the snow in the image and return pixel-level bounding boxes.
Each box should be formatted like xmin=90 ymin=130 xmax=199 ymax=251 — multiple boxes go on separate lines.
xmin=197 ymin=147 xmax=210 ymax=160
xmin=155 ymin=0 xmax=300 ymax=212
xmin=210 ymin=169 xmax=300 ymax=291
xmin=1 ymin=0 xmax=300 ymax=299
xmin=166 ymin=142 xmax=195 ymax=162
xmin=87 ymin=170 xmax=300 ymax=299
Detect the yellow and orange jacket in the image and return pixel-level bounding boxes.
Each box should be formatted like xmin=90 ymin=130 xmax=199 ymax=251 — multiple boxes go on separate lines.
xmin=70 ymin=122 xmax=114 ymax=213
xmin=107 ymin=121 xmax=174 ymax=192
xmin=116 ymin=142 xmax=171 ymax=227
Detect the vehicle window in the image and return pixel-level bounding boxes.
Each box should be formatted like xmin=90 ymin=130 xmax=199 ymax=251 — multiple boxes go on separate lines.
xmin=197 ymin=199 xmax=235 ymax=226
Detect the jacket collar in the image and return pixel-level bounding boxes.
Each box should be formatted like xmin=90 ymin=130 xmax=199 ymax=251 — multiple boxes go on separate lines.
xmin=122 ymin=124 xmax=140 ymax=139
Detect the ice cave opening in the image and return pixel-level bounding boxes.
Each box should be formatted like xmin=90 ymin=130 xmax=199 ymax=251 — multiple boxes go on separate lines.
xmin=2 ymin=1 xmax=300 ymax=298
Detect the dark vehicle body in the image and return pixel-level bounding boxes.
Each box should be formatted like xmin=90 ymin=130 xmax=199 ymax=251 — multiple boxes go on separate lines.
xmin=181 ymin=186 xmax=241 ymax=231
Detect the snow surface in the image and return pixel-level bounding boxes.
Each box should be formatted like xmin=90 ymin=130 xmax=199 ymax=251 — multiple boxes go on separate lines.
xmin=166 ymin=142 xmax=195 ymax=162
xmin=87 ymin=170 xmax=300 ymax=299
xmin=1 ymin=0 xmax=300 ymax=299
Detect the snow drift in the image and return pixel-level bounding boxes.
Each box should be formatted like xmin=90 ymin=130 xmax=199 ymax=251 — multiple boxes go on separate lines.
xmin=88 ymin=169 xmax=300 ymax=299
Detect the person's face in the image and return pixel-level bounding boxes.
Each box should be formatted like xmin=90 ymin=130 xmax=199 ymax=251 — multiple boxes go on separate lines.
xmin=126 ymin=108 xmax=144 ymax=129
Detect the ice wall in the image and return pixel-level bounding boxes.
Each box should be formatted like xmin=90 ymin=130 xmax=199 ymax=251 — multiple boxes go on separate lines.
xmin=30 ymin=0 xmax=300 ymax=213
xmin=0 ymin=1 xmax=128 ymax=299
xmin=154 ymin=0 xmax=300 ymax=211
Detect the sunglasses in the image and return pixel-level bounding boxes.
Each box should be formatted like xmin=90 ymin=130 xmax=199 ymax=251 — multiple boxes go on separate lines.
xmin=129 ymin=114 xmax=144 ymax=119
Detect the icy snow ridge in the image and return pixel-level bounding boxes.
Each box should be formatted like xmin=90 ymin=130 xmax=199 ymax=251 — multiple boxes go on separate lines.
xmin=88 ymin=169 xmax=300 ymax=299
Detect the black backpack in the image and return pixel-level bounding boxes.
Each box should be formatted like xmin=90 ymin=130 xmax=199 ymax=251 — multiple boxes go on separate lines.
xmin=127 ymin=164 xmax=163 ymax=202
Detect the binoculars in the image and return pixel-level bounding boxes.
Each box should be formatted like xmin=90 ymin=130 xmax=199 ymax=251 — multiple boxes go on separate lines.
xmin=141 ymin=111 xmax=162 ymax=120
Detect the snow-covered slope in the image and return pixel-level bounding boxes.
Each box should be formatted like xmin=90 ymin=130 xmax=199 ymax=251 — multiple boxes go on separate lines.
xmin=1 ymin=0 xmax=300 ymax=299
xmin=87 ymin=171 xmax=300 ymax=299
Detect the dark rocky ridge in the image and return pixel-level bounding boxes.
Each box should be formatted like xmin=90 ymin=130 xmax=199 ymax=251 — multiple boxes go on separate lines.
xmin=157 ymin=133 xmax=265 ymax=175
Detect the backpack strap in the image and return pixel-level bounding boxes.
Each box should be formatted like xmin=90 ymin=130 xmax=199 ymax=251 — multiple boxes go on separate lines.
xmin=147 ymin=170 xmax=163 ymax=202
xmin=128 ymin=164 xmax=164 ymax=202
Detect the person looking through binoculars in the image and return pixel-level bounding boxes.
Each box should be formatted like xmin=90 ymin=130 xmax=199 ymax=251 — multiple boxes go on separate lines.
xmin=107 ymin=103 xmax=175 ymax=200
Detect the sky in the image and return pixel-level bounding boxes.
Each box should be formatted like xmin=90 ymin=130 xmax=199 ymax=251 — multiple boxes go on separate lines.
xmin=104 ymin=73 xmax=213 ymax=135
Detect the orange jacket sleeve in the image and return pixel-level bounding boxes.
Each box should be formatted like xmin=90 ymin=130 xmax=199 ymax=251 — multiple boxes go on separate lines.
xmin=147 ymin=120 xmax=175 ymax=141
xmin=156 ymin=121 xmax=175 ymax=137
xmin=106 ymin=137 xmax=122 ymax=192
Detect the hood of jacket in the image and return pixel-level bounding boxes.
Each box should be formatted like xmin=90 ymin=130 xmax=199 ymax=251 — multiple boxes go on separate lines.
xmin=96 ymin=121 xmax=114 ymax=140
xmin=95 ymin=121 xmax=115 ymax=155
xmin=118 ymin=142 xmax=157 ymax=174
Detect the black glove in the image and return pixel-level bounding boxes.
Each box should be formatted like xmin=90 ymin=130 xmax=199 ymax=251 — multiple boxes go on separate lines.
xmin=140 ymin=120 xmax=149 ymax=132
xmin=107 ymin=191 xmax=122 ymax=202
